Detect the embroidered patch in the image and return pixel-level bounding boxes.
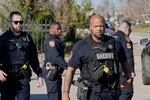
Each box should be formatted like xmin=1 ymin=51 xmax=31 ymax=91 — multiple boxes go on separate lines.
xmin=49 ymin=41 xmax=55 ymax=47
xmin=127 ymin=43 xmax=131 ymax=48
xmin=23 ymin=37 xmax=27 ymax=41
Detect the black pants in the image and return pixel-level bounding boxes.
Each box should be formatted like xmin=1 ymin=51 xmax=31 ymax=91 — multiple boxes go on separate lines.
xmin=1 ymin=77 xmax=30 ymax=100
xmin=90 ymin=89 xmax=119 ymax=100
xmin=77 ymin=87 xmax=119 ymax=100
xmin=44 ymin=77 xmax=62 ymax=100
xmin=119 ymin=75 xmax=134 ymax=100
xmin=43 ymin=67 xmax=62 ymax=100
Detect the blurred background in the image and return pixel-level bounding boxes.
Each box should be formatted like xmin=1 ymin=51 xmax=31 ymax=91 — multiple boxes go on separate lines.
xmin=0 ymin=0 xmax=150 ymax=55
xmin=1 ymin=1 xmax=150 ymax=100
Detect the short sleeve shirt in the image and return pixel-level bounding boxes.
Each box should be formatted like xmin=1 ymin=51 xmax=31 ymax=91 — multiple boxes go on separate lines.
xmin=68 ymin=35 xmax=127 ymax=69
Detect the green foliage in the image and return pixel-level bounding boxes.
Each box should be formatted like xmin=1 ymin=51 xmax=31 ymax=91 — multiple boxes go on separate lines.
xmin=82 ymin=1 xmax=93 ymax=11
xmin=33 ymin=11 xmax=54 ymax=23
xmin=0 ymin=0 xmax=92 ymax=52
xmin=64 ymin=38 xmax=81 ymax=53
xmin=64 ymin=0 xmax=90 ymax=41
xmin=63 ymin=0 xmax=92 ymax=53
xmin=31 ymin=1 xmax=55 ymax=24
xmin=69 ymin=2 xmax=88 ymax=29
xmin=132 ymin=25 xmax=150 ymax=33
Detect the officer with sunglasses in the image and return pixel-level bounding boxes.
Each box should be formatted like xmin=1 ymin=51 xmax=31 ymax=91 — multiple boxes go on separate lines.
xmin=0 ymin=11 xmax=43 ymax=100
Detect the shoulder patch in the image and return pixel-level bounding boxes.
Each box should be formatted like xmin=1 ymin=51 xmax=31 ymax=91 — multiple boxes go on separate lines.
xmin=49 ymin=41 xmax=55 ymax=47
xmin=22 ymin=37 xmax=27 ymax=41
xmin=126 ymin=43 xmax=131 ymax=48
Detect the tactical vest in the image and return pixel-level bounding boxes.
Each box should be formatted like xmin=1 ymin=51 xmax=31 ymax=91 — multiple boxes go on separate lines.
xmin=6 ymin=33 xmax=30 ymax=65
xmin=81 ymin=36 xmax=119 ymax=84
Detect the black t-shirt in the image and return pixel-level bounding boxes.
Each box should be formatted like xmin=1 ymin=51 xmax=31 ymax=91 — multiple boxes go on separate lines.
xmin=69 ymin=35 xmax=127 ymax=69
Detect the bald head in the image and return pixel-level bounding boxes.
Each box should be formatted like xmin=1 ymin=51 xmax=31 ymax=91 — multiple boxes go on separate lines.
xmin=89 ymin=14 xmax=105 ymax=25
xmin=119 ymin=21 xmax=130 ymax=30
xmin=118 ymin=21 xmax=132 ymax=36
xmin=88 ymin=14 xmax=105 ymax=42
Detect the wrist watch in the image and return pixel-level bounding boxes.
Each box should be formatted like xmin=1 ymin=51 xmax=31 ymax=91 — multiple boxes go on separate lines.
xmin=130 ymin=72 xmax=136 ymax=78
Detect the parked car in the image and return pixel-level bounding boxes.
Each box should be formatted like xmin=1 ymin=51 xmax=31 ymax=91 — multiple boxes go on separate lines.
xmin=140 ymin=38 xmax=150 ymax=85
xmin=104 ymin=21 xmax=115 ymax=36
xmin=145 ymin=20 xmax=150 ymax=24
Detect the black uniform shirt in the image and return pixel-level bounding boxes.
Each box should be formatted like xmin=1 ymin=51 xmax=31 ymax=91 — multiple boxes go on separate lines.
xmin=114 ymin=30 xmax=134 ymax=72
xmin=0 ymin=29 xmax=42 ymax=77
xmin=44 ymin=34 xmax=67 ymax=69
xmin=69 ymin=35 xmax=127 ymax=70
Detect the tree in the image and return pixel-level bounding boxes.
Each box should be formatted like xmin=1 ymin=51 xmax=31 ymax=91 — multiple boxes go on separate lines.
xmin=29 ymin=0 xmax=55 ymax=23
xmin=45 ymin=0 xmax=92 ymax=39
xmin=96 ymin=0 xmax=111 ymax=17
xmin=46 ymin=0 xmax=72 ymax=38
xmin=118 ymin=0 xmax=150 ymax=19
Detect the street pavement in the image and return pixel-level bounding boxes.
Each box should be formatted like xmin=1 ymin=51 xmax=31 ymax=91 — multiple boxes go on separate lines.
xmin=9 ymin=32 xmax=150 ymax=100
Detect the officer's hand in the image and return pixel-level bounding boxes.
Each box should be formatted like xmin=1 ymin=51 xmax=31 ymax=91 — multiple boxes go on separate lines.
xmin=37 ymin=77 xmax=43 ymax=87
xmin=63 ymin=69 xmax=67 ymax=75
xmin=0 ymin=70 xmax=7 ymax=82
xmin=131 ymin=72 xmax=136 ymax=79
xmin=62 ymin=93 xmax=70 ymax=100
xmin=118 ymin=78 xmax=133 ymax=89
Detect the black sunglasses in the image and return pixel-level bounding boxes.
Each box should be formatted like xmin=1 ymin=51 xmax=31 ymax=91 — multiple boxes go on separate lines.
xmin=12 ymin=21 xmax=23 ymax=25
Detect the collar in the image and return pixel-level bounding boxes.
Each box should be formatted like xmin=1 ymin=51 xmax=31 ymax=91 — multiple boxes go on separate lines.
xmin=8 ymin=28 xmax=22 ymax=38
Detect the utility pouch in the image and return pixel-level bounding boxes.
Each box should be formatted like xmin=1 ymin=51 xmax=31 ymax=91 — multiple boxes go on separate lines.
xmin=46 ymin=62 xmax=58 ymax=81
xmin=16 ymin=69 xmax=26 ymax=80
xmin=77 ymin=87 xmax=88 ymax=100
xmin=92 ymin=84 xmax=101 ymax=93
xmin=22 ymin=64 xmax=32 ymax=78
xmin=17 ymin=64 xmax=31 ymax=80
xmin=46 ymin=67 xmax=58 ymax=81
xmin=73 ymin=79 xmax=89 ymax=100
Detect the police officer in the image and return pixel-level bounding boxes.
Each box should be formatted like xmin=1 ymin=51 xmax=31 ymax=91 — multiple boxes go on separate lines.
xmin=114 ymin=21 xmax=135 ymax=100
xmin=0 ymin=11 xmax=43 ymax=100
xmin=43 ymin=21 xmax=67 ymax=100
xmin=62 ymin=14 xmax=133 ymax=100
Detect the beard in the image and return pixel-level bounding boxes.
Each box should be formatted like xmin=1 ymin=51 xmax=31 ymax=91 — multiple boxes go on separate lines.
xmin=91 ymin=33 xmax=104 ymax=42
xmin=12 ymin=26 xmax=22 ymax=33
xmin=95 ymin=33 xmax=104 ymax=40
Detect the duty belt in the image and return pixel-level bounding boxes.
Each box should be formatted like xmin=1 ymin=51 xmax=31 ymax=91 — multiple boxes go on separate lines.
xmin=73 ymin=79 xmax=111 ymax=93
xmin=9 ymin=68 xmax=21 ymax=73
xmin=8 ymin=64 xmax=30 ymax=80
xmin=8 ymin=64 xmax=23 ymax=73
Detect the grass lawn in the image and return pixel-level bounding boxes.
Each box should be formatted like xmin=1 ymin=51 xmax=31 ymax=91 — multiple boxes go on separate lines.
xmin=132 ymin=25 xmax=150 ymax=33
